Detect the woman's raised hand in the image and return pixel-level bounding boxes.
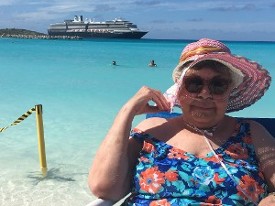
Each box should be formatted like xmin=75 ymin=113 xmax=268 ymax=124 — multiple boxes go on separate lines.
xmin=126 ymin=86 xmax=170 ymax=115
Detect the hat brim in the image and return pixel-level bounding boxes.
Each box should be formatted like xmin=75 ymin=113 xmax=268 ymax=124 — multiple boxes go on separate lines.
xmin=170 ymin=53 xmax=271 ymax=113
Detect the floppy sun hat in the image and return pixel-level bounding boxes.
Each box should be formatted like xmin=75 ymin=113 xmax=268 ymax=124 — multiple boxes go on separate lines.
xmin=164 ymin=38 xmax=271 ymax=113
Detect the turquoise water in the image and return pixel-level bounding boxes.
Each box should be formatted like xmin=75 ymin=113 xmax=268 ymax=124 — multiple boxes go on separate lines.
xmin=0 ymin=38 xmax=274 ymax=205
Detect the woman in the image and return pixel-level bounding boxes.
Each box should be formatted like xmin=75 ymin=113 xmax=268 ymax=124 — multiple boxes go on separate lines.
xmin=88 ymin=38 xmax=275 ymax=205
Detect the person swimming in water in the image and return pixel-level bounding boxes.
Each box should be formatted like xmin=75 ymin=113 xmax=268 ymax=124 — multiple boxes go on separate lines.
xmin=112 ymin=60 xmax=117 ymax=66
xmin=148 ymin=59 xmax=157 ymax=67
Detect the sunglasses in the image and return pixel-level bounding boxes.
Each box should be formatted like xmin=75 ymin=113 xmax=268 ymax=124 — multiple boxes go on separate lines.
xmin=182 ymin=75 xmax=232 ymax=98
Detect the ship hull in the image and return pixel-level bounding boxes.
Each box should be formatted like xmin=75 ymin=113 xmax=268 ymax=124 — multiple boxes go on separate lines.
xmin=48 ymin=30 xmax=147 ymax=39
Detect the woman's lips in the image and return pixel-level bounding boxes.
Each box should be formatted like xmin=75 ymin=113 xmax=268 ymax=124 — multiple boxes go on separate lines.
xmin=191 ymin=101 xmax=215 ymax=110
xmin=192 ymin=105 xmax=214 ymax=111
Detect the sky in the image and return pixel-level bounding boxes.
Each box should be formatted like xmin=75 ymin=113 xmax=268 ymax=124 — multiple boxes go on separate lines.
xmin=1 ymin=0 xmax=275 ymax=41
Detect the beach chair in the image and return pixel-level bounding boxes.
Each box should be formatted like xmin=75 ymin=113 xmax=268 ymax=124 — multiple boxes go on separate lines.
xmin=86 ymin=112 xmax=275 ymax=206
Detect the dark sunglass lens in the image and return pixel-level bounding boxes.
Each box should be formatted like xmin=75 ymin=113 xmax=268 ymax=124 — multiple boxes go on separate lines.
xmin=210 ymin=78 xmax=230 ymax=95
xmin=185 ymin=77 xmax=203 ymax=93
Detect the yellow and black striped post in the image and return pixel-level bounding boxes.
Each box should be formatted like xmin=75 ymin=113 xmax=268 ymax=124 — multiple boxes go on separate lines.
xmin=35 ymin=104 xmax=47 ymax=177
xmin=0 ymin=104 xmax=48 ymax=176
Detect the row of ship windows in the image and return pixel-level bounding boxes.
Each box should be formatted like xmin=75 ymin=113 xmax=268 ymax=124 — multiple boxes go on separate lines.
xmin=62 ymin=29 xmax=129 ymax=33
xmin=51 ymin=24 xmax=136 ymax=29
xmin=50 ymin=26 xmax=132 ymax=30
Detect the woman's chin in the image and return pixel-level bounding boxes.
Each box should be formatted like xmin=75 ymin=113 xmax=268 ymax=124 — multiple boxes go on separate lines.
xmin=190 ymin=110 xmax=217 ymax=126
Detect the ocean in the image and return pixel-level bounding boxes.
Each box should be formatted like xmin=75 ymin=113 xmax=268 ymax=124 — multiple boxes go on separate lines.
xmin=0 ymin=38 xmax=274 ymax=206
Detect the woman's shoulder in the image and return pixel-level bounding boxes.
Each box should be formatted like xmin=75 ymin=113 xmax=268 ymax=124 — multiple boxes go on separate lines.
xmin=135 ymin=116 xmax=169 ymax=132
xmin=133 ymin=116 xmax=182 ymax=142
xmin=239 ymin=118 xmax=271 ymax=136
xmin=247 ymin=119 xmax=275 ymax=144
xmin=237 ymin=119 xmax=275 ymax=167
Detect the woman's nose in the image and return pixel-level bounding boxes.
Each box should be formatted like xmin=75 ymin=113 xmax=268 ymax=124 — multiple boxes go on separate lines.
xmin=197 ymin=85 xmax=213 ymax=99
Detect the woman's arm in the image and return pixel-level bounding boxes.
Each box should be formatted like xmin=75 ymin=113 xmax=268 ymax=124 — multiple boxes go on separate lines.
xmin=88 ymin=104 xmax=140 ymax=201
xmin=250 ymin=120 xmax=275 ymax=192
xmin=250 ymin=121 xmax=275 ymax=205
xmin=88 ymin=86 xmax=170 ymax=201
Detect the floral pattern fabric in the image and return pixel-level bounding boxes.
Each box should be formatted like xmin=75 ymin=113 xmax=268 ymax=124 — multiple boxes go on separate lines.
xmin=124 ymin=122 xmax=268 ymax=206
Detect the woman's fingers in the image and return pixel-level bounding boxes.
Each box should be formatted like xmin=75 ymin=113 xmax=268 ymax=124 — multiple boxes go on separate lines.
xmin=130 ymin=86 xmax=170 ymax=114
xmin=150 ymin=90 xmax=170 ymax=111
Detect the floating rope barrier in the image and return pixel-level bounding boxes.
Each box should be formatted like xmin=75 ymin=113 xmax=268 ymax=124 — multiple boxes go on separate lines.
xmin=0 ymin=107 xmax=36 ymax=132
xmin=0 ymin=104 xmax=47 ymax=176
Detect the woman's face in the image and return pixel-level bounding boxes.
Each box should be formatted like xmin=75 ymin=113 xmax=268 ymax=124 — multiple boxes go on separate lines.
xmin=177 ymin=67 xmax=232 ymax=128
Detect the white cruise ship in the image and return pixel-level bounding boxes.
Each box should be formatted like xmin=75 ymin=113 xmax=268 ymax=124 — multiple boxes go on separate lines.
xmin=48 ymin=15 xmax=148 ymax=39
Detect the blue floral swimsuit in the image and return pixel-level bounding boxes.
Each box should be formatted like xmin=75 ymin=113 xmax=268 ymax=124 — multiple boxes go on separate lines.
xmin=124 ymin=122 xmax=268 ymax=206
